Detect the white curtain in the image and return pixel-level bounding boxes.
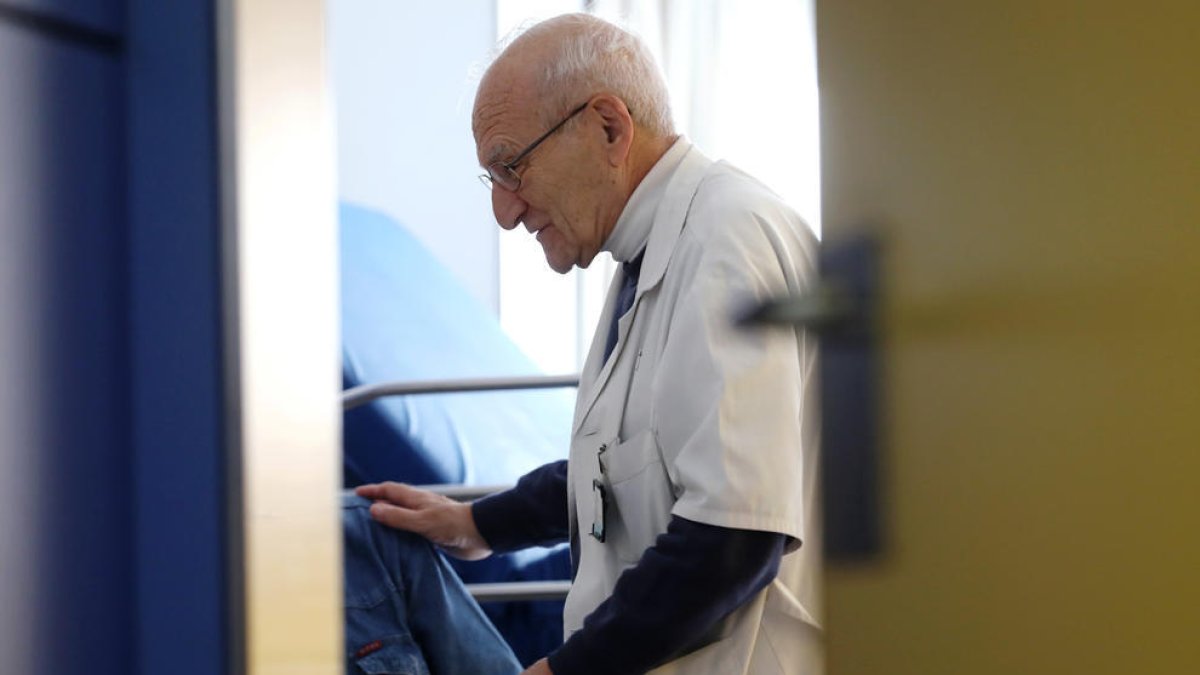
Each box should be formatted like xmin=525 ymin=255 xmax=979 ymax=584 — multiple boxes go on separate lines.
xmin=588 ymin=0 xmax=821 ymax=228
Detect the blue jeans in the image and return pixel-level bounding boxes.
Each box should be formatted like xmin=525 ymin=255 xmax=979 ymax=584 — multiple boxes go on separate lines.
xmin=343 ymin=494 xmax=522 ymax=675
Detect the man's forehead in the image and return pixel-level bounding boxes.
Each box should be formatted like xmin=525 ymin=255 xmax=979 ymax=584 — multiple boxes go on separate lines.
xmin=473 ymin=74 xmax=535 ymax=163
xmin=472 ymin=104 xmax=515 ymax=164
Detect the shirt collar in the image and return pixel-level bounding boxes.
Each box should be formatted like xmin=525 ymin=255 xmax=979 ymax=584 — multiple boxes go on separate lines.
xmin=603 ymin=137 xmax=691 ymax=263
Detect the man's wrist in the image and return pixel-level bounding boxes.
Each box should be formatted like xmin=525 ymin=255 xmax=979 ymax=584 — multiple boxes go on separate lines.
xmin=521 ymin=657 xmax=554 ymax=675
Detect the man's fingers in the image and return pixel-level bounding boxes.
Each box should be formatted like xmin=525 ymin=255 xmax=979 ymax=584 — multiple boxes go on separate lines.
xmin=357 ymin=483 xmax=446 ymax=537
xmin=355 ymin=482 xmax=402 ymax=499
xmin=368 ymin=501 xmax=421 ymax=532
xmin=363 ymin=495 xmax=487 ymax=560
xmin=356 ymin=482 xmax=429 ymax=507
xmin=354 ymin=483 xmax=388 ymax=499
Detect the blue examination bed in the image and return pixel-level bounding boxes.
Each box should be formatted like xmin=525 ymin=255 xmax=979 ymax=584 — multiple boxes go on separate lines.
xmin=339 ymin=202 xmax=572 ymax=665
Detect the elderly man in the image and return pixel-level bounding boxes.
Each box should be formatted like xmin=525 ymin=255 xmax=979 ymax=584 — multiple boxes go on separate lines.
xmin=350 ymin=12 xmax=820 ymax=675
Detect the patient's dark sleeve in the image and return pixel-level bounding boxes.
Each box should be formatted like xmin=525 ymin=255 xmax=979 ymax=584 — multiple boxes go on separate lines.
xmin=471 ymin=459 xmax=569 ymax=552
xmin=547 ymin=516 xmax=788 ymax=675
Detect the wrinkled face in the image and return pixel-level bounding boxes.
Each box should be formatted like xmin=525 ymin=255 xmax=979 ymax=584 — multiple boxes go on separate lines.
xmin=473 ymin=72 xmax=615 ymax=273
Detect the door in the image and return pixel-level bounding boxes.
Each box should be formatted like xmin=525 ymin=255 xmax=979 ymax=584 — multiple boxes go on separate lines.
xmin=221 ymin=0 xmax=343 ymax=673
xmin=816 ymin=2 xmax=1200 ymax=673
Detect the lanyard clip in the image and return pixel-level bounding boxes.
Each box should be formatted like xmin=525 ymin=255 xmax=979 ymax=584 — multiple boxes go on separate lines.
xmin=591 ymin=443 xmax=609 ymax=542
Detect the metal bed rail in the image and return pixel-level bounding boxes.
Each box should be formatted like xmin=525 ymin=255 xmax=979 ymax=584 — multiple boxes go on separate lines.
xmin=343 ymin=373 xmax=579 ymax=602
xmin=422 ymin=483 xmax=516 ymax=502
xmin=342 ymin=374 xmax=580 ymax=411
xmin=465 ymin=580 xmax=573 ymax=603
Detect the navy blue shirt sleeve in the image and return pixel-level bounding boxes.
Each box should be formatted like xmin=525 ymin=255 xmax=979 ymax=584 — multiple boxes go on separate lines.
xmin=547 ymin=517 xmax=789 ymax=675
xmin=471 ymin=460 xmax=570 ymax=552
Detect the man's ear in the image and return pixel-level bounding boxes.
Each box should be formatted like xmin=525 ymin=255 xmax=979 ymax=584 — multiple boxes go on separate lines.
xmin=591 ymin=94 xmax=634 ymax=167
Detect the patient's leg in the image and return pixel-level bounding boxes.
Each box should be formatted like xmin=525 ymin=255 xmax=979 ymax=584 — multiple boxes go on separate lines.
xmin=343 ymin=493 xmax=521 ymax=675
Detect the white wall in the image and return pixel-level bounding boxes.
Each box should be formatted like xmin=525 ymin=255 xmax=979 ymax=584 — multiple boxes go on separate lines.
xmin=328 ymin=0 xmax=500 ymax=312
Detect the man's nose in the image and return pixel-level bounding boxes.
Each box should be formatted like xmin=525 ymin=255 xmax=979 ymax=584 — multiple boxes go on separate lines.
xmin=491 ymin=186 xmax=526 ymax=231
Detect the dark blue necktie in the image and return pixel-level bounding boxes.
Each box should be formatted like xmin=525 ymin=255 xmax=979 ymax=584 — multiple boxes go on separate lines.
xmin=603 ymin=251 xmax=645 ymax=363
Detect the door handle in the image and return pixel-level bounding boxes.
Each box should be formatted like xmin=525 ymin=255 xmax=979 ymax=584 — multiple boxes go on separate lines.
xmin=737 ymin=282 xmax=859 ymax=330
xmin=740 ymin=235 xmax=883 ymax=561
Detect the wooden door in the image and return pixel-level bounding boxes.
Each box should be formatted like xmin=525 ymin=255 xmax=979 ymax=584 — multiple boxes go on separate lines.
xmin=816 ymin=2 xmax=1200 ymax=673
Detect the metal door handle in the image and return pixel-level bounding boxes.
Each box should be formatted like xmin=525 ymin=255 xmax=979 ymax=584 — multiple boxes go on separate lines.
xmin=740 ymin=235 xmax=883 ymax=561
xmin=738 ymin=283 xmax=858 ymax=331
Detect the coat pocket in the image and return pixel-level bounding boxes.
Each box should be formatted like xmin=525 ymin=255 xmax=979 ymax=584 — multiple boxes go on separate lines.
xmin=605 ymin=429 xmax=676 ymax=564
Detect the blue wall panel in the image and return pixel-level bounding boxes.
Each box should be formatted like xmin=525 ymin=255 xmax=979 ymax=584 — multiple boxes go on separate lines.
xmin=127 ymin=1 xmax=231 ymax=673
xmin=1 ymin=2 xmax=230 ymax=673
xmin=0 ymin=0 xmax=122 ymax=37
xmin=0 ymin=17 xmax=130 ymax=675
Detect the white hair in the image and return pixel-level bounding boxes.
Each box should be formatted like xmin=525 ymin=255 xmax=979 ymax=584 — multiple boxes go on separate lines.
xmin=498 ymin=13 xmax=675 ymax=137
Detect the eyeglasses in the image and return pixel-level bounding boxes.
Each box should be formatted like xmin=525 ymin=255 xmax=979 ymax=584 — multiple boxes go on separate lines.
xmin=478 ymin=101 xmax=589 ymax=192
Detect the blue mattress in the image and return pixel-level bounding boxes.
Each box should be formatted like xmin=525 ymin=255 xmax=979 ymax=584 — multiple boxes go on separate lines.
xmin=340 ymin=203 xmax=572 ymax=665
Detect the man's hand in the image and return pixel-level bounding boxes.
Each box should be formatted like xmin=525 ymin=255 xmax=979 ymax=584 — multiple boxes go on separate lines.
xmin=355 ymin=482 xmax=493 ymax=561
xmin=521 ymin=658 xmax=554 ymax=675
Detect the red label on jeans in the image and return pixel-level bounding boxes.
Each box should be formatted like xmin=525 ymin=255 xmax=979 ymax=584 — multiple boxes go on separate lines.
xmin=355 ymin=640 xmax=384 ymax=659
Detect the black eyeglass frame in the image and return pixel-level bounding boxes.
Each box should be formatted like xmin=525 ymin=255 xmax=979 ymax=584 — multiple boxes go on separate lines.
xmin=479 ymin=101 xmax=590 ymax=192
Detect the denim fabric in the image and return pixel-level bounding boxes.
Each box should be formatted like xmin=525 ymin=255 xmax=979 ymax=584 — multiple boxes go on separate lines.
xmin=343 ymin=494 xmax=522 ymax=675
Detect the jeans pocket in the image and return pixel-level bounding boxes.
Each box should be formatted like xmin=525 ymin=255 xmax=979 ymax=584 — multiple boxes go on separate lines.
xmin=351 ymin=634 xmax=430 ymax=675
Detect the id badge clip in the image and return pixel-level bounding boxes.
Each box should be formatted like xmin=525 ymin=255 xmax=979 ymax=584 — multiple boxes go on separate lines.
xmin=590 ymin=443 xmax=609 ymax=542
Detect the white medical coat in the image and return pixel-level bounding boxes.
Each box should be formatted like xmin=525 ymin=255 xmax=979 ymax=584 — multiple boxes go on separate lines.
xmin=564 ymin=140 xmax=823 ymax=674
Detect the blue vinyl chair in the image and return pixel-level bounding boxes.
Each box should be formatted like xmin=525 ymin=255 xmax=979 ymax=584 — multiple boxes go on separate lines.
xmin=340 ymin=202 xmax=573 ymax=665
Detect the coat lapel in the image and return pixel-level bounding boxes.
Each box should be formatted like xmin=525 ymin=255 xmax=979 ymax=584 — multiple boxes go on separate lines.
xmin=571 ymin=145 xmax=714 ymax=435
